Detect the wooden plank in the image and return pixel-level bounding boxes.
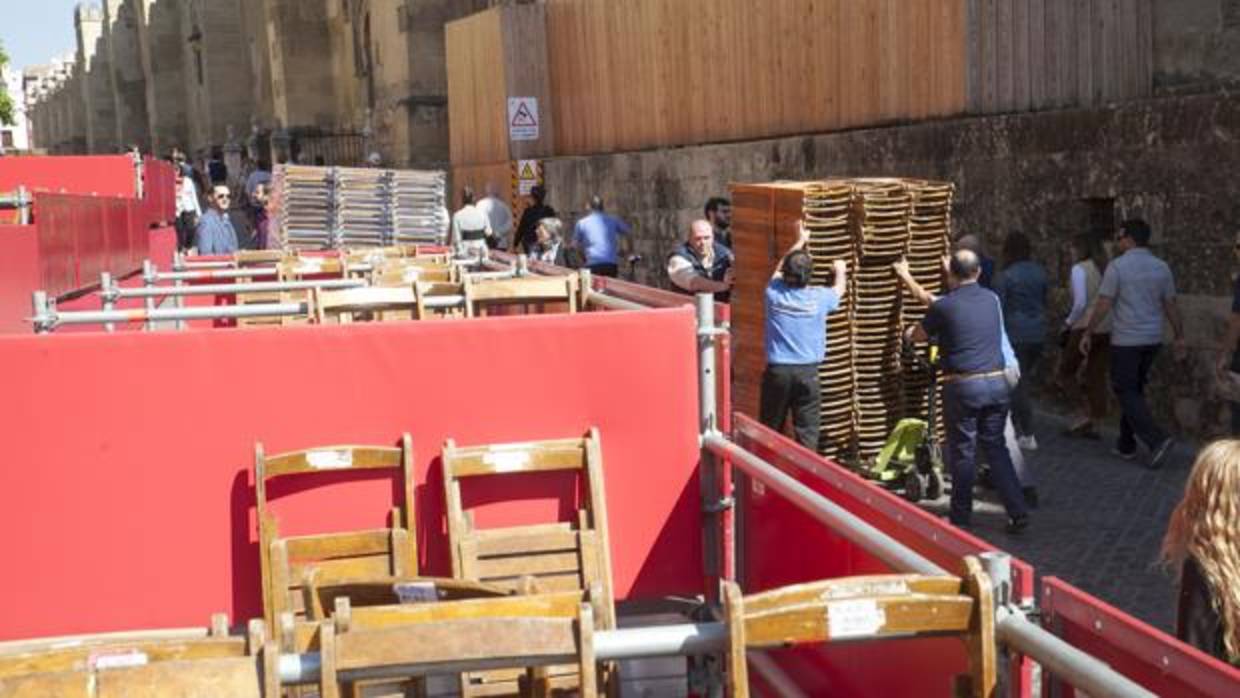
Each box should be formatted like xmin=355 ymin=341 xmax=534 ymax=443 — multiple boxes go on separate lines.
xmin=335 ymin=618 xmax=577 ymax=672
xmin=284 ymin=529 xmax=393 ymax=562
xmin=476 ymin=550 xmax=583 ymax=579
xmin=263 ymin=446 xmax=402 ymax=479
xmin=1135 ymin=0 xmax=1153 ymax=98
xmin=471 ymin=525 xmax=579 ymax=556
xmin=1013 ymin=0 xmax=1032 ymax=111
xmin=995 ymin=0 xmax=1013 ymax=110
xmin=94 ymin=657 xmax=263 ymax=698
xmin=1076 ymin=0 xmax=1096 ymax=105
xmin=289 ymin=553 xmax=394 ymax=586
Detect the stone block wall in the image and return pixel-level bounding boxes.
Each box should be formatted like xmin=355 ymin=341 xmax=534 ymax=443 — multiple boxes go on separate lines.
xmin=105 ymin=0 xmax=150 ymax=151
xmin=134 ymin=0 xmax=187 ymax=154
xmin=75 ymin=4 xmax=118 ymax=154
xmin=545 ymin=91 xmax=1240 ymax=438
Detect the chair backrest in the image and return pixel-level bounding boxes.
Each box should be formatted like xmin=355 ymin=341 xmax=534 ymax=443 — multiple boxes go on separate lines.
xmin=255 ymin=435 xmax=418 ymax=646
xmin=0 ymin=618 xmax=279 ymax=698
xmin=316 ymin=590 xmax=600 ymax=698
xmin=464 ymin=274 xmax=579 ymax=316
xmin=413 ymin=281 xmax=469 ymax=319
xmin=441 ymin=429 xmax=614 ymax=629
xmin=312 ymin=286 xmax=418 ymax=324
xmin=280 ymin=257 xmax=346 ymax=281
xmin=235 ymin=250 xmax=285 ymax=267
xmin=372 ymin=260 xmax=458 ymax=288
xmin=724 ymin=560 xmax=997 ymax=698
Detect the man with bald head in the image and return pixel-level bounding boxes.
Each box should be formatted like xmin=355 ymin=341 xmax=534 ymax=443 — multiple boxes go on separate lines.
xmin=955 ymin=234 xmax=996 ymax=289
xmin=904 ymin=248 xmax=1030 ymax=533
xmin=667 ymin=219 xmax=735 ymax=301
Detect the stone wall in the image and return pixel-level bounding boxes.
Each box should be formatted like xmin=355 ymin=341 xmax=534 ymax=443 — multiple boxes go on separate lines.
xmin=75 ymin=5 xmax=117 ymax=154
xmin=545 ymin=91 xmax=1240 ymax=438
xmin=134 ymin=0 xmax=188 ymax=154
xmin=182 ymin=0 xmax=253 ymax=154
xmin=104 ymin=0 xmax=150 ymax=151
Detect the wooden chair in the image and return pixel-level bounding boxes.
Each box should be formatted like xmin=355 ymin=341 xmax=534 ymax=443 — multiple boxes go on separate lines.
xmin=311 ymin=286 xmax=419 ymax=323
xmin=314 ymin=589 xmax=603 ymax=698
xmin=415 ymin=280 xmax=470 ymax=319
xmin=0 ymin=617 xmax=280 ymax=698
xmin=723 ymin=558 xmax=997 ymax=697
xmin=464 ymin=274 xmax=579 ymax=316
xmin=255 ymin=435 xmax=418 ymax=651
xmin=442 ymin=429 xmax=616 ymax=696
xmin=371 ymin=259 xmax=458 ymax=287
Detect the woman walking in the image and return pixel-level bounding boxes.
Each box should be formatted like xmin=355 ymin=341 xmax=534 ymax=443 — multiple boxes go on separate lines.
xmin=996 ymin=231 xmax=1049 ymax=450
xmin=1058 ymin=234 xmax=1111 ymax=438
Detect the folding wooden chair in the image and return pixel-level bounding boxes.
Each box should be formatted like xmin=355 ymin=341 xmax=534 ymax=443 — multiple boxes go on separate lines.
xmin=463 ymin=274 xmax=580 ymax=316
xmin=415 ymin=280 xmax=470 ymax=319
xmin=371 ymin=259 xmax=458 ymax=288
xmin=315 ymin=589 xmax=604 ymax=698
xmin=0 ymin=616 xmax=280 ymax=698
xmin=311 ymin=286 xmax=419 ymax=323
xmin=255 ymin=435 xmax=418 ymax=652
xmin=442 ymin=429 xmax=616 ymax=696
xmin=723 ymin=557 xmax=997 ymax=697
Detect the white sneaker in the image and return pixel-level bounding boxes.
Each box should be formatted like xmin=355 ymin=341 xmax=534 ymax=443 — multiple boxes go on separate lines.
xmin=1017 ymin=435 xmax=1038 ymax=451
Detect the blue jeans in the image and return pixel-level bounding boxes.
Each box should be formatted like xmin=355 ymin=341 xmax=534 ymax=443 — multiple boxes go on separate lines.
xmin=1110 ymin=344 xmax=1168 ymax=452
xmin=943 ymin=376 xmax=1029 ymax=525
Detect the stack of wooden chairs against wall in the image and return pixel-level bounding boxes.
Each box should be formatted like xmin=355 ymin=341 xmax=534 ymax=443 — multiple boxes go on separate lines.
xmin=441 ymin=428 xmax=616 ymax=696
xmin=254 ymin=435 xmax=420 ymax=653
xmin=464 ymin=273 xmax=579 ymax=317
xmin=0 ymin=614 xmax=280 ymax=698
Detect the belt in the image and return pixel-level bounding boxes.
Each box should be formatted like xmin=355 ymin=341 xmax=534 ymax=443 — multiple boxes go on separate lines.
xmin=460 ymin=229 xmax=486 ymax=241
xmin=941 ymin=370 xmax=1006 ymax=384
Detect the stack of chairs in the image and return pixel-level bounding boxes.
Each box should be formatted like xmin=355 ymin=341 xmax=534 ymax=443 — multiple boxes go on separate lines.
xmin=0 ymin=423 xmax=1001 ymax=697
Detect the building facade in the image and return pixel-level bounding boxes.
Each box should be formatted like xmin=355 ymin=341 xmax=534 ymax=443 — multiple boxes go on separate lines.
xmin=1 ymin=65 xmax=31 ymax=153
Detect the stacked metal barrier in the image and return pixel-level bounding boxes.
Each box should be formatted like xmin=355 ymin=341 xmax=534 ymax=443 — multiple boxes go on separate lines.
xmin=799 ymin=179 xmax=954 ymax=464
xmin=273 ymin=165 xmax=448 ymax=249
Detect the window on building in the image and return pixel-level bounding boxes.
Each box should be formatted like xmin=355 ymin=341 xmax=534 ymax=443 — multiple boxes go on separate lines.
xmin=194 ymin=48 xmax=204 ymax=85
xmin=1 ymin=131 xmax=13 ymax=149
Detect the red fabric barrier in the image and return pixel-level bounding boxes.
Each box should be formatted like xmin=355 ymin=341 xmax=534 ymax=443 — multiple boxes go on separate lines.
xmin=1041 ymin=577 xmax=1240 ymax=697
xmin=149 ymin=226 xmax=176 ymax=271
xmin=0 ymin=225 xmax=40 ymax=334
xmin=733 ymin=414 xmax=1035 ymax=697
xmin=0 ymin=155 xmax=138 ymax=198
xmin=0 ymin=309 xmax=704 ymax=641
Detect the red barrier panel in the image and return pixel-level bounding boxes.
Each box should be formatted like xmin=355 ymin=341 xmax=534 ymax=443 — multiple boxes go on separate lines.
xmin=0 ymin=155 xmax=139 ymax=198
xmin=1041 ymin=577 xmax=1240 ymax=697
xmin=733 ymin=414 xmax=1035 ymax=697
xmin=142 ymin=157 xmax=176 ymax=228
xmin=33 ymin=194 xmax=148 ymax=297
xmin=0 ymin=225 xmax=40 ymax=334
xmin=0 ymin=308 xmax=704 ymax=641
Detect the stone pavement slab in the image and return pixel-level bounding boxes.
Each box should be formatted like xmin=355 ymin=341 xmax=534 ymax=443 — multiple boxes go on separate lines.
xmin=919 ymin=410 xmax=1197 ymax=632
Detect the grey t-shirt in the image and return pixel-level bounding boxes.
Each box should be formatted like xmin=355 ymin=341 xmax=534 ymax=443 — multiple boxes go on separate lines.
xmin=1097 ymin=248 xmax=1176 ymax=346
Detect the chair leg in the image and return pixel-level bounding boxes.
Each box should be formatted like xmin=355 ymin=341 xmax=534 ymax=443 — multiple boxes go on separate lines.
xmin=724 ymin=581 xmax=749 ymax=697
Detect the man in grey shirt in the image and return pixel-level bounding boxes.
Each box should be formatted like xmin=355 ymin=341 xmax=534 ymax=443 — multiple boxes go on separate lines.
xmin=1081 ymin=219 xmax=1185 ymax=469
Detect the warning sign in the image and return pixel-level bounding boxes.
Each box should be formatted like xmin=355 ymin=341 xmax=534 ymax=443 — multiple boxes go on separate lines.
xmin=516 ymin=159 xmax=541 ymax=196
xmin=507 ymin=97 xmax=539 ymax=141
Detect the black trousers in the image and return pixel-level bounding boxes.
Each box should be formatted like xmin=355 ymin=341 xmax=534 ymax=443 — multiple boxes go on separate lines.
xmin=759 ymin=364 xmax=821 ymax=451
xmin=587 ymin=263 xmax=619 ymax=278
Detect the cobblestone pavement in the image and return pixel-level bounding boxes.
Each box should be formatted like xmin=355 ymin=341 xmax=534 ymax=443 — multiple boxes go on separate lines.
xmin=918 ymin=408 xmax=1198 ymax=633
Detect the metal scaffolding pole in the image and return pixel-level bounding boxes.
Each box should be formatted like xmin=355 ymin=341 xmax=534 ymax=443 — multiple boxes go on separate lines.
xmin=701 ymin=433 xmax=946 ymax=576
xmin=109 ymin=279 xmax=367 ymax=299
xmin=277 ymin=622 xmax=728 ymax=685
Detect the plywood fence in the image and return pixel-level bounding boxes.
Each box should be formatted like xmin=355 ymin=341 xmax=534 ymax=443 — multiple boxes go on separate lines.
xmin=447 ymin=0 xmax=1153 ymax=167
xmin=966 ymin=0 xmax=1153 ymax=113
xmin=545 ymin=0 xmax=967 ymax=158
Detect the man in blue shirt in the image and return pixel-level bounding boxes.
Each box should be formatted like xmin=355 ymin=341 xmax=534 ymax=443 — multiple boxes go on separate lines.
xmin=1081 ymin=219 xmax=1184 ymax=468
xmin=194 ymin=185 xmax=240 ymax=255
xmin=572 ymin=195 xmax=631 ymax=277
xmin=904 ymin=249 xmax=1030 ymax=533
xmin=759 ymin=224 xmax=846 ymax=451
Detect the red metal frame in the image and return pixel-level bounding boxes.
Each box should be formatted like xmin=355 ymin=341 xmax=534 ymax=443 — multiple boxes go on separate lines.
xmin=32 ymin=193 xmax=148 ymax=297
xmin=1041 ymin=576 xmax=1240 ymax=697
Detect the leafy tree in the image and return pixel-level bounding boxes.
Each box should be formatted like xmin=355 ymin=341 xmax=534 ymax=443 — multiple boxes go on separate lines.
xmin=0 ymin=41 xmax=14 ymax=126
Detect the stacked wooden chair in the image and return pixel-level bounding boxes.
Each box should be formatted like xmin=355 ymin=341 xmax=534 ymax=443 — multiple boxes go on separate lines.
xmin=254 ymin=435 xmax=419 ymax=654
xmin=0 ymin=615 xmax=280 ymax=698
xmin=464 ymin=274 xmax=580 ymax=317
xmin=722 ymin=557 xmax=997 ymax=697
xmin=441 ymin=428 xmax=616 ymax=696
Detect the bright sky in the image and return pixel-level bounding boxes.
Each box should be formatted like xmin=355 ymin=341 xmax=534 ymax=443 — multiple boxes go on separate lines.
xmin=1 ymin=0 xmax=81 ymax=71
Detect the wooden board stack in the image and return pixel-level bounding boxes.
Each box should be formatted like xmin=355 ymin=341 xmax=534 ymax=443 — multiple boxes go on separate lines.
xmin=730 ymin=179 xmax=953 ymax=465
xmin=272 ymin=165 xmax=449 ymax=250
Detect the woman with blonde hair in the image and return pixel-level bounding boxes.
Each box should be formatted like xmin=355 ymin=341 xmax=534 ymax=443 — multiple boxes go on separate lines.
xmin=1161 ymin=439 xmax=1240 ymax=664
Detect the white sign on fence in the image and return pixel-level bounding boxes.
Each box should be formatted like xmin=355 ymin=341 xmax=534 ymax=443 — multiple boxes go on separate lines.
xmin=508 ymin=97 xmax=540 ymax=141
